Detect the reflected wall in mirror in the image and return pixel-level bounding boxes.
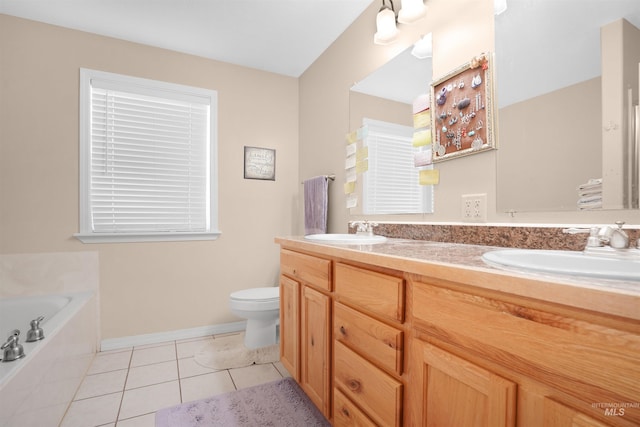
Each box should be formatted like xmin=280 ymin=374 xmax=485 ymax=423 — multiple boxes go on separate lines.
xmin=496 ymin=0 xmax=640 ymax=213
xmin=349 ymin=39 xmax=434 ymax=214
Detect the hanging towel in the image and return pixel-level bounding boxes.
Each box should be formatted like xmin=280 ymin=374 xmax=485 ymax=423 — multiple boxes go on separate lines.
xmin=304 ymin=176 xmax=329 ymax=235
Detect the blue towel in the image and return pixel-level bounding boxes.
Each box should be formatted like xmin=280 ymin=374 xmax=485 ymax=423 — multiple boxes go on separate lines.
xmin=303 ymin=176 xmax=329 ymax=235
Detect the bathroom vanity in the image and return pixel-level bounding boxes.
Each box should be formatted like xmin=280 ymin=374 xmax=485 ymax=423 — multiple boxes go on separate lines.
xmin=276 ymin=236 xmax=640 ymax=427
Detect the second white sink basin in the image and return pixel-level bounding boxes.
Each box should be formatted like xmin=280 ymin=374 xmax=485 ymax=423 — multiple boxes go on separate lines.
xmin=482 ymin=249 xmax=640 ymax=281
xmin=304 ymin=233 xmax=388 ymax=245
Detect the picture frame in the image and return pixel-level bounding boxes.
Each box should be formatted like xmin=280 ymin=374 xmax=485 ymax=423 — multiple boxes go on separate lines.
xmin=431 ymin=52 xmax=497 ymax=162
xmin=244 ymin=146 xmax=276 ymax=180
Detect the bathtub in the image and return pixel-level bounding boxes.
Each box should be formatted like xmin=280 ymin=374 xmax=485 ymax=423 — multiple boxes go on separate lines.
xmin=0 ymin=292 xmax=97 ymax=427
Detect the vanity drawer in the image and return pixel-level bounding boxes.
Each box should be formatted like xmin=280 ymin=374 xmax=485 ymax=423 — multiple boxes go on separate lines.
xmin=334 ymin=302 xmax=403 ymax=376
xmin=333 ymin=387 xmax=377 ymax=427
xmin=334 ymin=263 xmax=404 ymax=323
xmin=334 ymin=341 xmax=403 ymax=427
xmin=280 ymin=249 xmax=331 ymax=291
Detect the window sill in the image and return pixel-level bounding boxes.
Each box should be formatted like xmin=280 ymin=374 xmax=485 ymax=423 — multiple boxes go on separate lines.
xmin=74 ymin=231 xmax=222 ymax=244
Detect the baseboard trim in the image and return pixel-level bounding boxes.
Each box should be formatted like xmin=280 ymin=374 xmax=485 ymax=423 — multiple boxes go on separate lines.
xmin=100 ymin=321 xmax=247 ymax=351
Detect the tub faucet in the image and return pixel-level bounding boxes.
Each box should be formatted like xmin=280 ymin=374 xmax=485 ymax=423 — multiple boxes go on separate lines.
xmin=350 ymin=220 xmax=379 ymax=236
xmin=26 ymin=316 xmax=45 ymax=342
xmin=1 ymin=330 xmax=26 ymax=362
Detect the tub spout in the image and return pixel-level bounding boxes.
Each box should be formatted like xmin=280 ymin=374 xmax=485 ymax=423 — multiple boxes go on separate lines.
xmin=26 ymin=316 xmax=45 ymax=342
xmin=1 ymin=330 xmax=26 ymax=362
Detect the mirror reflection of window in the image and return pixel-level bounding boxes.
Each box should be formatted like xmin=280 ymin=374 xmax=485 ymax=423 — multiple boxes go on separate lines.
xmin=362 ymin=118 xmax=434 ymax=215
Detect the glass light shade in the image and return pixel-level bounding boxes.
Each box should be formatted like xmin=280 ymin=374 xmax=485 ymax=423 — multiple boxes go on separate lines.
xmin=411 ymin=33 xmax=432 ymax=59
xmin=373 ymin=6 xmax=399 ymax=45
xmin=398 ymin=0 xmax=426 ymax=24
xmin=494 ymin=0 xmax=507 ymax=15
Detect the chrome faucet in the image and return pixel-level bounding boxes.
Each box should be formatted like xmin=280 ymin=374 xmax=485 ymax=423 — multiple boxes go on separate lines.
xmin=26 ymin=316 xmax=45 ymax=342
xmin=350 ymin=220 xmax=379 ymax=236
xmin=1 ymin=330 xmax=26 ymax=362
xmin=563 ymin=221 xmax=632 ymax=251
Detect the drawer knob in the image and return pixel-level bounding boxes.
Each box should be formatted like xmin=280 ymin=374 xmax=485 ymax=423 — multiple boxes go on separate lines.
xmin=339 ymin=326 xmax=347 ymax=335
xmin=348 ymin=379 xmax=361 ymax=391
xmin=341 ymin=407 xmax=351 ymax=417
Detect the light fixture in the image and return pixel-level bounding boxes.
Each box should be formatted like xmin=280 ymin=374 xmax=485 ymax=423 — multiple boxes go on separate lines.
xmin=398 ymin=0 xmax=426 ymax=24
xmin=494 ymin=0 xmax=507 ymax=15
xmin=411 ymin=33 xmax=432 ymax=59
xmin=374 ymin=0 xmax=399 ymax=45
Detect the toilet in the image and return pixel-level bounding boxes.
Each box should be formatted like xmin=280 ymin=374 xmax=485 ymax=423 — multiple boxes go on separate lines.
xmin=229 ymin=287 xmax=280 ymax=349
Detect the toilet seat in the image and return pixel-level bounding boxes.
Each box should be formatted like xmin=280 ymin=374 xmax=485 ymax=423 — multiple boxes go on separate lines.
xmin=229 ymin=287 xmax=279 ymax=311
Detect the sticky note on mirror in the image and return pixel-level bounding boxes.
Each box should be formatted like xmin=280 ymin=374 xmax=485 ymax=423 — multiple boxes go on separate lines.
xmin=345 ymin=155 xmax=356 ymax=169
xmin=346 ymin=194 xmax=358 ymax=208
xmin=345 ymin=168 xmax=357 ymax=183
xmin=356 ymin=147 xmax=368 ymax=161
xmin=414 ymin=149 xmax=432 ymax=167
xmin=419 ymin=169 xmax=439 ymax=185
xmin=413 ymin=110 xmax=431 ymax=129
xmin=356 ymin=159 xmax=368 ymax=173
xmin=412 ymin=130 xmax=432 ymax=147
xmin=346 ymin=131 xmax=358 ymax=144
xmin=344 ymin=181 xmax=355 ymax=194
xmin=346 ymin=143 xmax=357 ymax=157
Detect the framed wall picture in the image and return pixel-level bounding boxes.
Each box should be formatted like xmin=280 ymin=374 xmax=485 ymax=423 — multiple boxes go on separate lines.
xmin=431 ymin=52 xmax=497 ymax=162
xmin=244 ymin=146 xmax=276 ymax=180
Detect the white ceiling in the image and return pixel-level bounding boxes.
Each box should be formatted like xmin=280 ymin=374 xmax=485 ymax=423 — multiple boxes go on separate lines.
xmin=0 ymin=0 xmax=374 ymax=77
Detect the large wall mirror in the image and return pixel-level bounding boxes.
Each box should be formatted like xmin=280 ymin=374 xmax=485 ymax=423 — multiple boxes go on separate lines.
xmin=496 ymin=0 xmax=640 ymax=213
xmin=349 ymin=39 xmax=434 ymax=214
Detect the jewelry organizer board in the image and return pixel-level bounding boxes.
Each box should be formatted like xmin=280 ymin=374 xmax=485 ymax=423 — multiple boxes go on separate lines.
xmin=431 ymin=53 xmax=497 ymax=162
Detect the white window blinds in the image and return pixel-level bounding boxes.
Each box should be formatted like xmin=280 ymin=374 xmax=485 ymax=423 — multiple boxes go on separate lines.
xmin=362 ymin=118 xmax=432 ymax=214
xmin=77 ymin=69 xmax=219 ymax=241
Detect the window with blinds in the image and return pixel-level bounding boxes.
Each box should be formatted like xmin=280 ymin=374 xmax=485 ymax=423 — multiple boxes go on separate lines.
xmin=76 ymin=69 xmax=220 ymax=243
xmin=362 ymin=118 xmax=433 ymax=215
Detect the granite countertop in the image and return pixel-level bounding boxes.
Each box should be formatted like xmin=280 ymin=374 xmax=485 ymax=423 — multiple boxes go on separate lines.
xmin=275 ymin=236 xmax=640 ymax=321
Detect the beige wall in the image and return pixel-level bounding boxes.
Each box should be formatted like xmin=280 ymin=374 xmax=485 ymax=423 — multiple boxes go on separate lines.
xmin=0 ymin=15 xmax=299 ymax=340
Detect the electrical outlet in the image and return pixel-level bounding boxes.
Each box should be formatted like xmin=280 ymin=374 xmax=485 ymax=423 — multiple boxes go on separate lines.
xmin=461 ymin=194 xmax=487 ymax=222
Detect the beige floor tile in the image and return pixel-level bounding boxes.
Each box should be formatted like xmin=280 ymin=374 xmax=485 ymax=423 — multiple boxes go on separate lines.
xmin=75 ymin=369 xmax=128 ymax=400
xmin=59 ymin=392 xmax=122 ymax=427
xmin=87 ymin=350 xmax=132 ymax=375
xmin=229 ymin=363 xmax=283 ymax=390
xmin=178 ymin=356 xmax=219 ymax=378
xmin=119 ymin=381 xmax=181 ymax=420
xmin=126 ymin=361 xmax=178 ymax=390
xmin=130 ymin=344 xmax=176 ymax=367
xmin=180 ymin=370 xmax=236 ymax=403
xmin=176 ymin=336 xmax=214 ymax=359
xmin=114 ymin=412 xmax=156 ymax=427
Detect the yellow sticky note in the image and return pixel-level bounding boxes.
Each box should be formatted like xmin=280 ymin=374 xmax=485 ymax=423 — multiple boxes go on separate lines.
xmin=346 ymin=131 xmax=358 ymax=144
xmin=356 ymin=159 xmax=369 ymax=173
xmin=343 ymin=181 xmax=355 ymax=194
xmin=412 ymin=130 xmax=432 ymax=147
xmin=419 ymin=169 xmax=439 ymax=185
xmin=413 ymin=109 xmax=431 ymax=129
xmin=356 ymin=146 xmax=368 ymax=161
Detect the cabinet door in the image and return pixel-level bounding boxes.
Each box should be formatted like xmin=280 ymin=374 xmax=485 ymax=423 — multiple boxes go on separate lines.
xmin=279 ymin=275 xmax=299 ymax=380
xmin=301 ymin=286 xmax=331 ymax=417
xmin=543 ymin=399 xmax=612 ymax=427
xmin=408 ymin=339 xmax=516 ymax=427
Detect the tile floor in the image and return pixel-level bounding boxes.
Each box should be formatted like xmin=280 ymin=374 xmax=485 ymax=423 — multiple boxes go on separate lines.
xmin=60 ymin=333 xmax=290 ymax=427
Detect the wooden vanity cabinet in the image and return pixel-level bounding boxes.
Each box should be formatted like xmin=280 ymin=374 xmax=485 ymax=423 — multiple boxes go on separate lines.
xmin=407 ymin=275 xmax=640 ymax=427
xmin=279 ymin=249 xmax=332 ymax=418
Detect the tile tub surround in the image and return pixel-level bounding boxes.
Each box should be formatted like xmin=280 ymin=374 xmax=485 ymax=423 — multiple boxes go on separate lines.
xmin=363 ymin=223 xmax=640 ymax=251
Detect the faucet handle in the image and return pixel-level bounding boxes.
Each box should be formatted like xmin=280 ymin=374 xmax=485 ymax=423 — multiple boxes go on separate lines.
xmin=1 ymin=330 xmax=20 ymax=349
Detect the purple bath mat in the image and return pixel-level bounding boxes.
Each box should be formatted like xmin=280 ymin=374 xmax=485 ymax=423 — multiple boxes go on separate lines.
xmin=155 ymin=378 xmax=330 ymax=427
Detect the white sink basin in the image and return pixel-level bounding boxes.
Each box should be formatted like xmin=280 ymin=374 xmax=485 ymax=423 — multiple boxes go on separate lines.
xmin=482 ymin=249 xmax=640 ymax=281
xmin=304 ymin=233 xmax=388 ymax=245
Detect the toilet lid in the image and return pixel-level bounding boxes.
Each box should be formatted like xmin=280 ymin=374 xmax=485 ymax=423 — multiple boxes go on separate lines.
xmin=230 ymin=287 xmax=279 ymax=301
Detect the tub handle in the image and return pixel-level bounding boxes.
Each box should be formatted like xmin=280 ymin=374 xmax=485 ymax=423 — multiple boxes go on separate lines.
xmin=1 ymin=330 xmax=20 ymax=349
xmin=27 ymin=317 xmax=45 ymax=342
xmin=31 ymin=316 xmax=44 ymax=327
